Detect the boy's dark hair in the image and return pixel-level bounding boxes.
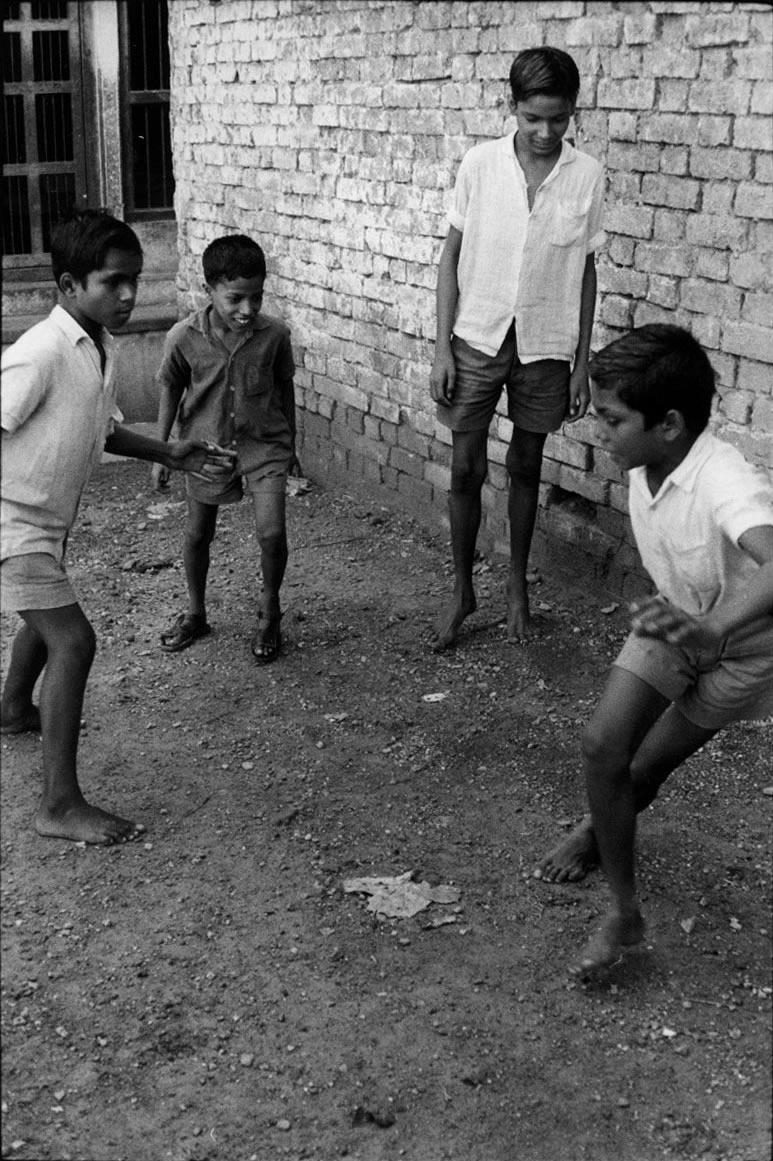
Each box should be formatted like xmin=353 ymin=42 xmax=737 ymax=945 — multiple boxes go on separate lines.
xmin=589 ymin=324 xmax=717 ymax=434
xmin=202 ymin=235 xmax=266 ymax=285
xmin=50 ymin=209 xmax=142 ymax=285
xmin=509 ymin=47 xmax=580 ymax=105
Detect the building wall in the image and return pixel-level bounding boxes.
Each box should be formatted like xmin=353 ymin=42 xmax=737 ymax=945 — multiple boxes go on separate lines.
xmin=168 ymin=0 xmax=772 ymax=596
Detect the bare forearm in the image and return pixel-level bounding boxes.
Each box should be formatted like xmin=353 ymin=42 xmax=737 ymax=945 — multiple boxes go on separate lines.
xmin=574 ymin=256 xmax=597 ymax=371
xmin=104 ymin=425 xmax=180 ymax=467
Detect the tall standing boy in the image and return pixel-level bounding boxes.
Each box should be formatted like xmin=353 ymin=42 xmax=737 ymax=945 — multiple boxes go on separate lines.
xmin=153 ymin=234 xmax=298 ymax=663
xmin=430 ymin=46 xmax=605 ymax=648
xmin=1 ymin=210 xmax=232 ymax=844
xmin=535 ymin=324 xmax=773 ymax=974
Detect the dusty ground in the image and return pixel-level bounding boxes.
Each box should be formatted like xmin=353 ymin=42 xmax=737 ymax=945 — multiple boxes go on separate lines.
xmin=1 ymin=456 xmax=771 ymax=1161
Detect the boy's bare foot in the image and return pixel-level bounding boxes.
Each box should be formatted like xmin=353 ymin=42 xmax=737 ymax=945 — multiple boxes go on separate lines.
xmin=430 ymin=592 xmax=476 ymax=652
xmin=571 ymin=912 xmax=646 ymax=977
xmin=505 ymin=579 xmax=537 ymax=641
xmin=35 ymin=800 xmax=146 ymax=845
xmin=1 ymin=704 xmax=42 ymax=735
xmin=533 ymin=817 xmax=599 ymax=883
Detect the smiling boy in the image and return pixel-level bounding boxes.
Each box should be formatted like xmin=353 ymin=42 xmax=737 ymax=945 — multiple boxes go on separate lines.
xmin=429 ymin=47 xmax=605 ymax=648
xmin=153 ymin=234 xmax=299 ymax=662
xmin=534 ymin=324 xmax=773 ymax=975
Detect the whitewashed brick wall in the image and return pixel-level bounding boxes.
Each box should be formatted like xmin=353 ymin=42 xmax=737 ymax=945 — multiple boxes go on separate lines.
xmin=169 ymin=0 xmax=772 ymax=595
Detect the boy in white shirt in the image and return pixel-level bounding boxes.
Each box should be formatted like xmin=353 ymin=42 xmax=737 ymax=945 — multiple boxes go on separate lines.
xmin=1 ymin=210 xmax=232 ymax=845
xmin=535 ymin=324 xmax=773 ymax=975
xmin=430 ymin=46 xmax=605 ymax=648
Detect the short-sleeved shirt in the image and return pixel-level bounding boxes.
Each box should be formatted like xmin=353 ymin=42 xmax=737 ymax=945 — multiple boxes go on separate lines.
xmin=629 ymin=431 xmax=773 ymax=638
xmin=156 ymin=306 xmax=295 ymax=475
xmin=1 ymin=305 xmax=122 ymax=563
xmin=448 ymin=132 xmax=606 ymax=361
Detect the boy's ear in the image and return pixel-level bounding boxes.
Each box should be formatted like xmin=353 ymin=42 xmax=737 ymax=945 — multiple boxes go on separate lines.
xmin=661 ymin=409 xmax=687 ymax=441
xmin=58 ymin=272 xmax=77 ymax=297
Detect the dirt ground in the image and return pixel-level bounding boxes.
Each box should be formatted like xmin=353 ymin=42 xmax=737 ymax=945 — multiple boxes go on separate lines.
xmin=1 ymin=455 xmax=771 ymax=1161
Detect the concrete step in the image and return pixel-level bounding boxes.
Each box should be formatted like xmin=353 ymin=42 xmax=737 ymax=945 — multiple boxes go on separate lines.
xmin=2 ymin=271 xmax=178 ymax=318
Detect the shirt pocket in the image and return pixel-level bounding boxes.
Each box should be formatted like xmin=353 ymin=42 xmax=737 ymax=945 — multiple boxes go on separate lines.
xmin=244 ymin=363 xmax=273 ymax=396
xmin=550 ymin=199 xmax=590 ymax=247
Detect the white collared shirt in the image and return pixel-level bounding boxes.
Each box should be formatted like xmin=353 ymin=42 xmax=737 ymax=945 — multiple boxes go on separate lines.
xmin=1 ymin=304 xmax=122 ymax=562
xmin=629 ymin=431 xmax=773 ymax=622
xmin=449 ymin=132 xmax=605 ymax=361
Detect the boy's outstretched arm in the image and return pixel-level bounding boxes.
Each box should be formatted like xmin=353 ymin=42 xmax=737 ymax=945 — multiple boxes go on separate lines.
xmin=631 ymin=525 xmax=773 ymax=648
xmin=429 ymin=227 xmax=462 ymax=406
xmin=104 ymin=424 xmax=236 ymax=481
xmin=566 ymin=253 xmax=596 ymax=422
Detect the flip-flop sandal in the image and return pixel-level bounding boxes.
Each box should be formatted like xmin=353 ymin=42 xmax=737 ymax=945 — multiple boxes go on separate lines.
xmin=251 ymin=628 xmax=282 ymax=664
xmin=160 ymin=613 xmax=211 ymax=653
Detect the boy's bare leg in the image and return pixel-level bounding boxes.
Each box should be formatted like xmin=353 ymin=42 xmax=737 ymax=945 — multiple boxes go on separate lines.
xmin=431 ymin=428 xmax=488 ymax=651
xmin=1 ymin=622 xmax=47 ymax=732
xmin=535 ymin=693 xmax=718 ymax=886
xmin=251 ymin=488 xmax=287 ymax=656
xmin=21 ymin=606 xmax=144 ymax=844
xmin=505 ymin=428 xmax=547 ymax=641
xmin=182 ymin=499 xmax=218 ymax=619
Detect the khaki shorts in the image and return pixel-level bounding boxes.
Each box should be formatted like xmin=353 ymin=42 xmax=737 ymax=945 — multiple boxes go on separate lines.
xmin=1 ymin=552 xmax=77 ymax=612
xmin=614 ymin=620 xmax=773 ymax=730
xmin=436 ymin=326 xmax=570 ymax=434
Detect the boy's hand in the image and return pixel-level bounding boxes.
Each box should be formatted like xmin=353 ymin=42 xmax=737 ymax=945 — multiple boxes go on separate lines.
xmin=430 ymin=349 xmax=456 ymax=406
xmin=566 ymin=366 xmax=590 ymax=422
xmin=630 ymin=596 xmax=720 ymax=650
xmin=151 ymin=462 xmax=171 ymax=493
xmin=165 ymin=440 xmax=238 ymax=482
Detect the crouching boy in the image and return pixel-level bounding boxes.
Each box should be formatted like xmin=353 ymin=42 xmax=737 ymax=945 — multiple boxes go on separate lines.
xmin=535 ymin=323 xmax=773 ymax=974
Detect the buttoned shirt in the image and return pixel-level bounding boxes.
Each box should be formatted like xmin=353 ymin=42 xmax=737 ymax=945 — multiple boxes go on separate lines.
xmin=1 ymin=305 xmax=121 ymax=562
xmin=156 ymin=306 xmax=295 ymax=474
xmin=449 ymin=132 xmax=606 ymax=361
xmin=629 ymin=431 xmax=773 ymax=631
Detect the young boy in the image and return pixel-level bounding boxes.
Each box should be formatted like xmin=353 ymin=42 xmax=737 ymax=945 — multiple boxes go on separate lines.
xmin=429 ymin=46 xmax=605 ymax=649
xmin=152 ymin=234 xmax=298 ymax=662
xmin=534 ymin=324 xmax=773 ymax=975
xmin=1 ymin=209 xmax=232 ymax=845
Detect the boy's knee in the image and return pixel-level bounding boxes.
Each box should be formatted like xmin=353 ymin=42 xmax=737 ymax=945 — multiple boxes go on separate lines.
xmin=582 ymin=721 xmax=625 ymax=771
xmin=450 ymin=464 xmax=486 ymax=495
xmin=65 ymin=621 xmax=96 ymax=666
xmin=506 ymin=448 xmax=543 ymax=486
xmin=185 ymin=524 xmax=216 ymax=551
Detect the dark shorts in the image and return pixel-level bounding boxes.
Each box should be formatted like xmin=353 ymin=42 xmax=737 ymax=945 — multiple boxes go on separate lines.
xmin=436 ymin=326 xmax=570 ymax=434
xmin=187 ymin=461 xmax=289 ymax=506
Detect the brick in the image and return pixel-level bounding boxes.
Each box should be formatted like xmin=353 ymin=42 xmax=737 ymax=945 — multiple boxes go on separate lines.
xmin=733 ymin=115 xmax=773 ymax=151
xmin=685 ymin=214 xmax=750 ymax=251
xmin=597 ymin=78 xmax=656 ymax=109
xmin=722 ymin=322 xmax=773 ymax=364
xmin=685 ymin=14 xmax=752 ymax=47
xmin=605 ymin=204 xmax=654 ymax=239
xmin=718 ymin=389 xmax=754 ymax=426
xmin=730 ymin=252 xmax=773 ymax=292
xmin=735 ymin=184 xmax=773 ymax=220
xmin=641 ymin=173 xmax=700 ymax=210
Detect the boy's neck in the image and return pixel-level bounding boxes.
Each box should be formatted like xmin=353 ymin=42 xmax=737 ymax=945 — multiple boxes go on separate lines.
xmin=514 ymin=131 xmax=562 ymax=175
xmin=645 ymin=432 xmax=701 ymax=495
xmin=59 ymin=298 xmax=103 ymax=344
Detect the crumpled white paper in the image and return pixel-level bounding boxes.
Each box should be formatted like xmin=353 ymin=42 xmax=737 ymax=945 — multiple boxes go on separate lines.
xmin=343 ymin=870 xmax=461 ymax=918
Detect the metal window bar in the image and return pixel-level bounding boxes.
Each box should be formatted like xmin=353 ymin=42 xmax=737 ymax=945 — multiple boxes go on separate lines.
xmin=122 ymin=0 xmax=173 ymax=214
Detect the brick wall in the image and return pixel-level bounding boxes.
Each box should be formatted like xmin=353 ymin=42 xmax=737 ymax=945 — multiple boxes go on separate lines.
xmin=168 ymin=0 xmax=772 ymax=596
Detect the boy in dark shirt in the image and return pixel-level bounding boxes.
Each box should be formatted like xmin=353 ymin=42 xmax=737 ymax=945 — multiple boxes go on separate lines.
xmin=153 ymin=234 xmax=299 ymax=663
